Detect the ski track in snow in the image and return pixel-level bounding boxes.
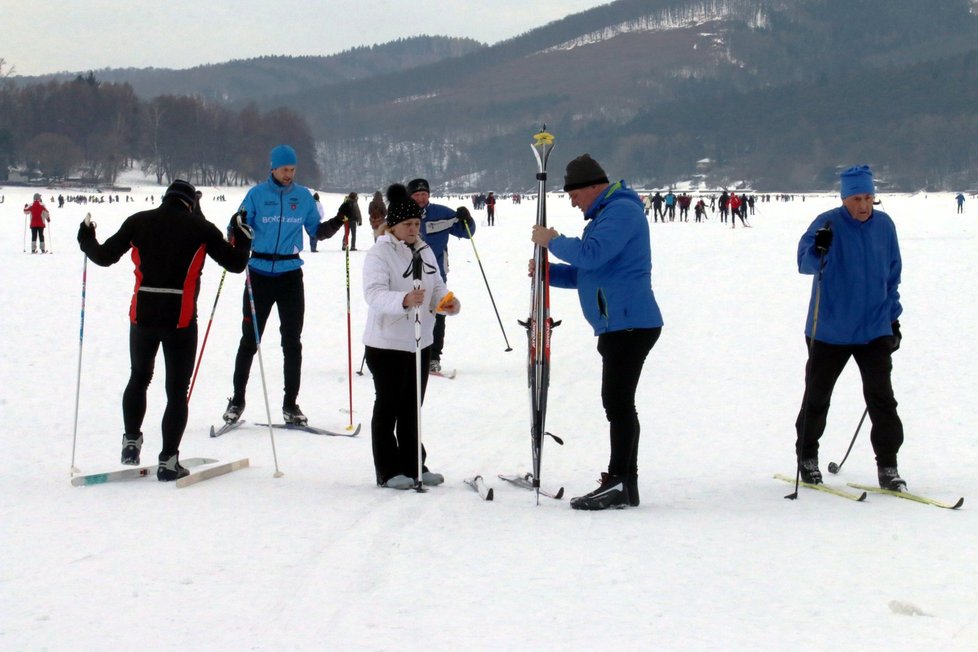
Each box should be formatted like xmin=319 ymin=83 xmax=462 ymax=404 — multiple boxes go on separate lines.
xmin=1 ymin=183 xmax=977 ymax=650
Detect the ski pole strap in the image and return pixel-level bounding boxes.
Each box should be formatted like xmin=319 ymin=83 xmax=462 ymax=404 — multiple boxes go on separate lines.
xmin=251 ymin=252 xmax=300 ymax=261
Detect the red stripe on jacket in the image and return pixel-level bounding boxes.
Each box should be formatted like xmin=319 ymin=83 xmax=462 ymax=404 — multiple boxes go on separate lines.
xmin=178 ymin=246 xmax=207 ymax=328
xmin=129 ymin=246 xmax=143 ymax=323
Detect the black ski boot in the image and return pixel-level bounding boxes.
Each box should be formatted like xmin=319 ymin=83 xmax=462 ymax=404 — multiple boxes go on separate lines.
xmin=570 ymin=473 xmax=630 ymax=510
xmin=878 ymin=466 xmax=907 ymax=492
xmin=627 ymin=475 xmax=640 ymax=507
xmin=223 ymin=397 xmax=244 ymax=424
xmin=157 ymin=454 xmax=189 ymax=481
xmin=799 ymin=458 xmax=822 ymax=485
xmin=121 ymin=433 xmax=143 ymax=466
xmin=283 ymin=403 xmax=308 ymax=426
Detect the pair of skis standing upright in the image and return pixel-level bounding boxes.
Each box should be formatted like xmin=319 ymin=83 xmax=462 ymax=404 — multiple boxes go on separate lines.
xmin=468 ymin=128 xmax=563 ymax=503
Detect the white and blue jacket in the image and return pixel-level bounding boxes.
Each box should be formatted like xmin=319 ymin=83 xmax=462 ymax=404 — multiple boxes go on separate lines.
xmin=239 ymin=175 xmax=322 ymax=276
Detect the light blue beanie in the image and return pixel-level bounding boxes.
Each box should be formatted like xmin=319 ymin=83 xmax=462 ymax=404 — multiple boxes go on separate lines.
xmin=840 ymin=165 xmax=875 ymax=198
xmin=270 ymin=144 xmax=298 ymax=170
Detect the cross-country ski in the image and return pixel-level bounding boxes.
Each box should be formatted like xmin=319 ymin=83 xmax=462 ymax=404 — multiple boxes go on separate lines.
xmin=464 ymin=475 xmax=494 ymax=501
xmin=72 ymin=458 xmax=218 ymax=486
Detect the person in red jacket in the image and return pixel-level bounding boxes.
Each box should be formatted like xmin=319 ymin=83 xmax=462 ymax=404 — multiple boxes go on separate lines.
xmin=24 ymin=193 xmax=50 ymax=253
xmin=77 ymin=180 xmax=252 ymax=481
xmin=728 ymin=193 xmax=742 ymax=229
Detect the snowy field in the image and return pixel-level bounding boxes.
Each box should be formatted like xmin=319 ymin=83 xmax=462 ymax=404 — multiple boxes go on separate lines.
xmin=1 ymin=180 xmax=975 ymax=651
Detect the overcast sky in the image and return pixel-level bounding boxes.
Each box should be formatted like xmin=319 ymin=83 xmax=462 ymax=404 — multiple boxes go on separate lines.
xmin=4 ymin=1 xmax=611 ymax=76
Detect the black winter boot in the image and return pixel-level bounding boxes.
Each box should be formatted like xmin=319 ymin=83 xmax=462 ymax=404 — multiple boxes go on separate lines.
xmin=878 ymin=466 xmax=907 ymax=492
xmin=121 ymin=433 xmax=143 ymax=466
xmin=799 ymin=458 xmax=822 ymax=485
xmin=570 ymin=473 xmax=630 ymax=510
xmin=157 ymin=454 xmax=189 ymax=481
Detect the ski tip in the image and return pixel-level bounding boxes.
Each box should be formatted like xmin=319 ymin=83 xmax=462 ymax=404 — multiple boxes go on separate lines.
xmin=855 ymin=491 xmax=868 ymax=502
xmin=951 ymin=497 xmax=965 ymax=509
xmin=486 ymin=487 xmax=494 ymax=501
xmin=209 ymin=425 xmax=216 ymax=438
xmin=346 ymin=423 xmax=362 ymax=436
xmin=553 ymin=487 xmax=565 ymax=500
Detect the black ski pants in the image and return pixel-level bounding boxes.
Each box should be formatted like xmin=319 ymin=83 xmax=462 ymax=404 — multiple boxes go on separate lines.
xmin=123 ymin=323 xmax=197 ymax=457
xmin=432 ymin=313 xmax=446 ymax=361
xmin=365 ymin=345 xmax=431 ymax=484
xmin=597 ymin=327 xmax=661 ymax=479
xmin=795 ymin=336 xmax=904 ymax=467
xmin=232 ymin=268 xmax=304 ymax=407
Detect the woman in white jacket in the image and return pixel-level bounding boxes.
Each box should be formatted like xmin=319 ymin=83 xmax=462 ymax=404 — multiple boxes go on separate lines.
xmin=363 ymin=184 xmax=461 ymax=489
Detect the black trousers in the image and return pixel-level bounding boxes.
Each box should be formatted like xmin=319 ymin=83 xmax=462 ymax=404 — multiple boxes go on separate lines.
xmin=432 ymin=313 xmax=446 ymax=361
xmin=597 ymin=327 xmax=661 ymax=478
xmin=123 ymin=323 xmax=197 ymax=457
xmin=30 ymin=226 xmax=45 ymax=244
xmin=795 ymin=337 xmax=904 ymax=467
xmin=232 ymin=269 xmax=304 ymax=406
xmin=365 ymin=345 xmax=431 ymax=484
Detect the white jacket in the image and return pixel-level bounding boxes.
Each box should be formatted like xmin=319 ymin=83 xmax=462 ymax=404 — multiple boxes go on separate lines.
xmin=362 ymin=234 xmax=449 ymax=353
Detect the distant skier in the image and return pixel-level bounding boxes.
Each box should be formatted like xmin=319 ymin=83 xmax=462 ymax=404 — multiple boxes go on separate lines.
xmin=24 ymin=193 xmax=50 ymax=253
xmin=367 ymin=190 xmax=387 ymax=241
xmin=485 ymin=191 xmax=496 ymax=225
xmin=956 ymin=193 xmax=965 ymax=213
xmin=650 ymin=191 xmax=664 ymax=222
xmin=530 ymin=154 xmax=663 ymax=510
xmin=794 ymin=165 xmax=907 ymax=491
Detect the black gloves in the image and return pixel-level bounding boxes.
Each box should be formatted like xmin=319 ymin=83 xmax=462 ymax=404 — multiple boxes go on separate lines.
xmin=814 ymin=226 xmax=833 ymax=255
xmin=77 ymin=213 xmax=95 ymax=242
xmin=456 ymin=206 xmax=473 ymax=229
xmin=890 ymin=320 xmax=902 ymax=352
xmin=228 ymin=210 xmax=253 ymax=247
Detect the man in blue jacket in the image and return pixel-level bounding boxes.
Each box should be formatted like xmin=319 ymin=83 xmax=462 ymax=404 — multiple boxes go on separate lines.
xmin=408 ymin=177 xmax=475 ymax=373
xmin=223 ymin=145 xmax=345 ymax=426
xmin=794 ymin=165 xmax=906 ymax=491
xmin=531 ymin=154 xmax=664 ymax=510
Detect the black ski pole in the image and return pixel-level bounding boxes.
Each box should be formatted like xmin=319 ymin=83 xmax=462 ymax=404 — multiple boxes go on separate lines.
xmin=460 ymin=220 xmax=512 ymax=352
xmin=827 ymin=407 xmax=868 ymax=475
xmin=787 ymin=224 xmax=832 ymax=500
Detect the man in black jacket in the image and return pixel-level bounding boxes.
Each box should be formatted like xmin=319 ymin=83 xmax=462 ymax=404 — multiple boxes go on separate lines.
xmin=77 ymin=179 xmax=251 ymax=480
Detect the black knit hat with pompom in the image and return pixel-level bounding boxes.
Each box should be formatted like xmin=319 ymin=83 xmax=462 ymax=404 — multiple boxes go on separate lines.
xmin=385 ymin=183 xmax=424 ymax=227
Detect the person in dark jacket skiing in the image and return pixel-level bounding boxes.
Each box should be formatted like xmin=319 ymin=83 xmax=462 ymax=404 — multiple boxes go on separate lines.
xmin=408 ymin=177 xmax=475 ymax=373
xmin=77 ymin=180 xmax=251 ymax=480
xmin=794 ymin=165 xmax=906 ymax=491
xmin=340 ymin=192 xmax=362 ymax=250
xmin=223 ymin=145 xmax=347 ymax=427
xmin=530 ymin=154 xmax=664 ymax=510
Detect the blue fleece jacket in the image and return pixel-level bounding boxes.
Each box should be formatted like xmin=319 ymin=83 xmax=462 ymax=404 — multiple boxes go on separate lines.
xmin=419 ymin=202 xmax=474 ymax=281
xmin=239 ymin=175 xmax=320 ymax=276
xmin=798 ymin=205 xmax=902 ymax=345
xmin=548 ymin=181 xmax=664 ymax=335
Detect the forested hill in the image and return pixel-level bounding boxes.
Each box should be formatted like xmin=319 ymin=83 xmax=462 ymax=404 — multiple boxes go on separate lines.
xmin=273 ymin=0 xmax=978 ymax=191
xmin=12 ymin=36 xmax=485 ymax=102
xmin=6 ymin=0 xmax=978 ymax=191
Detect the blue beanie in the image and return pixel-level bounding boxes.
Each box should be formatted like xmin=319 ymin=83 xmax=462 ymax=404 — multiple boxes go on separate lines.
xmin=840 ymin=165 xmax=875 ymax=198
xmin=270 ymin=144 xmax=298 ymax=170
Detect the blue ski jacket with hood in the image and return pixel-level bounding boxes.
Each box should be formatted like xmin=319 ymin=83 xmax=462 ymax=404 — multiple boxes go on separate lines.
xmin=548 ymin=181 xmax=664 ymax=335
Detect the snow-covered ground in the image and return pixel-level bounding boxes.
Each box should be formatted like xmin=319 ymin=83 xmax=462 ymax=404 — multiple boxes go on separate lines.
xmin=1 ymin=182 xmax=975 ymax=651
